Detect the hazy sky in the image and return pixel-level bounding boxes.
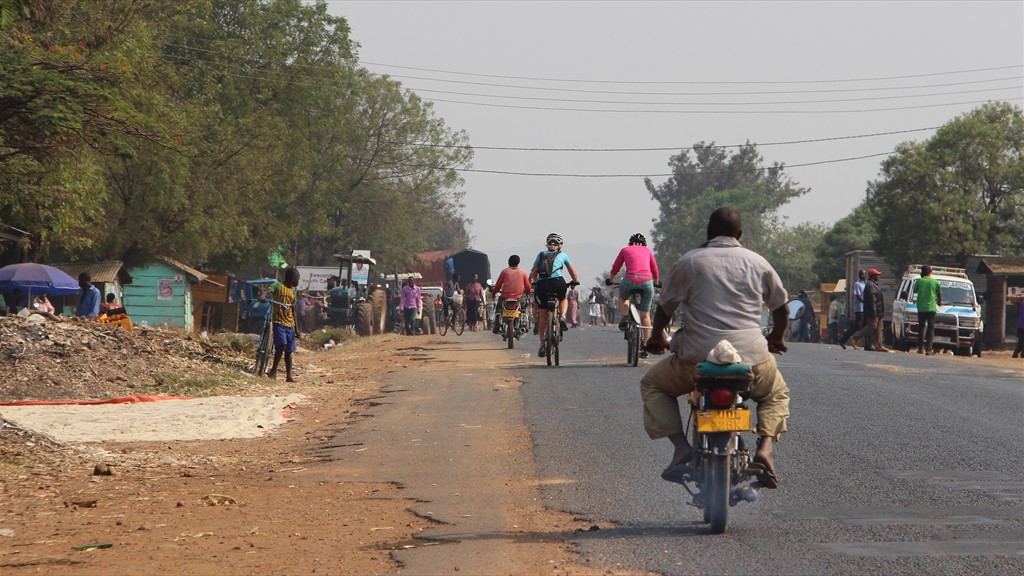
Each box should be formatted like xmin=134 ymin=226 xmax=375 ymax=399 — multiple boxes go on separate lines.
xmin=326 ymin=1 xmax=1023 ymax=282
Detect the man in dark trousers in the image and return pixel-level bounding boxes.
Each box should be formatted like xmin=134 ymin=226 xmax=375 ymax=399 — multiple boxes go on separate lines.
xmin=843 ymin=269 xmax=888 ymax=352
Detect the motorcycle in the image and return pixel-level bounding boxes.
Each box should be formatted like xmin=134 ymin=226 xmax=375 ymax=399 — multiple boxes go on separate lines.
xmin=674 ymin=362 xmax=769 ymax=534
xmin=497 ymin=296 xmax=527 ymax=349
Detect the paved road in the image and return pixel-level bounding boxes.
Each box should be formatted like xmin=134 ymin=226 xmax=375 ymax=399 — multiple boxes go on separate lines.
xmin=516 ymin=324 xmax=1024 ymax=575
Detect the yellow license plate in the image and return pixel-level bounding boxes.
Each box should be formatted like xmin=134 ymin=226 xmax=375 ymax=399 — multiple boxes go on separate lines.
xmin=501 ymin=310 xmax=520 ymax=318
xmin=696 ymin=409 xmax=751 ymax=432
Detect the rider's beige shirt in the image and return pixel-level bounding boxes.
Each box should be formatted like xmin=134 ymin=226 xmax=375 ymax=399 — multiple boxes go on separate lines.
xmin=657 ymin=236 xmax=787 ymax=365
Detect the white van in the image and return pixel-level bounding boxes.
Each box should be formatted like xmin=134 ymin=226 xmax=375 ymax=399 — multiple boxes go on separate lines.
xmin=891 ymin=265 xmax=983 ymax=356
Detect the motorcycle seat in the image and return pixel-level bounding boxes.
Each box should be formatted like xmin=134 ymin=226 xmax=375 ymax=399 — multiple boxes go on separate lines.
xmin=696 ymin=362 xmax=753 ymax=378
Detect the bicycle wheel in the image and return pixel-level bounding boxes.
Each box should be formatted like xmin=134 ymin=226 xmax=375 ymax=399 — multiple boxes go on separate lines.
xmin=630 ymin=324 xmax=640 ymax=367
xmin=626 ymin=320 xmax=634 ymax=364
xmin=255 ymin=321 xmax=272 ymax=375
xmin=439 ymin=312 xmax=449 ymax=336
xmin=454 ymin=308 xmax=466 ymax=335
xmin=554 ymin=328 xmax=560 ymax=366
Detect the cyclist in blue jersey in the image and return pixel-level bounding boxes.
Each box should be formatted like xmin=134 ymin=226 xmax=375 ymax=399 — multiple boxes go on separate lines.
xmin=529 ymin=233 xmax=580 ymax=358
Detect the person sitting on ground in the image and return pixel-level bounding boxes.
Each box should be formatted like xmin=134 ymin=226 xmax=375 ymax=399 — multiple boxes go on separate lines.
xmin=33 ymin=293 xmax=56 ymax=315
xmin=642 ymin=207 xmax=791 ymax=489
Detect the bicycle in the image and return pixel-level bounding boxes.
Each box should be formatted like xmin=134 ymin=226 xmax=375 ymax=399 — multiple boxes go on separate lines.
xmin=254 ymin=297 xmax=290 ymax=376
xmin=536 ymin=281 xmax=577 ymax=366
xmin=610 ymin=281 xmax=657 ymax=367
xmin=438 ymin=300 xmax=466 ymax=336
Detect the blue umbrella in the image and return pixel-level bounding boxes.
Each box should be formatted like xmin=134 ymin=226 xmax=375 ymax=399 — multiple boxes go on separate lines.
xmin=0 ymin=263 xmax=81 ymax=296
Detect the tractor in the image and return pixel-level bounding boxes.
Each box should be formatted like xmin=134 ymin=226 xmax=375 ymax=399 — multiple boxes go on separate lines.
xmin=325 ymin=253 xmax=388 ymax=336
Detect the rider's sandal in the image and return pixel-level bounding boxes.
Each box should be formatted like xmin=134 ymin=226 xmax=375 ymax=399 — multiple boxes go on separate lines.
xmin=661 ymin=462 xmax=694 ymax=485
xmin=752 ymin=455 xmax=780 ymax=489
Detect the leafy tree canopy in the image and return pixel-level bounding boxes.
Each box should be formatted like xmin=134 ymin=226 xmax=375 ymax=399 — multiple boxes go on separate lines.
xmin=1 ymin=0 xmax=473 ymax=276
xmin=813 ymin=201 xmax=878 ymax=283
xmin=645 ymin=142 xmax=809 ymax=283
xmin=867 ymin=102 xmax=1024 ymax=271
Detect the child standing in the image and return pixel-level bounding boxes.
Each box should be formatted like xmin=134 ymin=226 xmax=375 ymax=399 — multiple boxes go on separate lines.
xmin=263 ymin=267 xmax=301 ymax=382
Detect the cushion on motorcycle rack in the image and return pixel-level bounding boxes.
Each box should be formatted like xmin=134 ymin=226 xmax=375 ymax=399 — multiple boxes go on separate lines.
xmin=696 ymin=362 xmax=753 ymax=378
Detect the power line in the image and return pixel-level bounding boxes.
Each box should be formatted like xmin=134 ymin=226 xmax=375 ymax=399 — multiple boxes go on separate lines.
xmin=419 ymin=96 xmax=1022 ymax=114
xmin=402 ymin=84 xmax=1022 ymax=107
xmin=415 ymin=127 xmax=941 ymax=152
xmin=361 ymin=61 xmax=1024 ymax=86
xmin=167 ymin=42 xmax=1020 ymax=96
xmin=446 ymin=151 xmax=896 ymax=178
xmin=161 ymin=54 xmax=1022 ymax=115
xmin=377 ymin=72 xmax=1024 ymax=97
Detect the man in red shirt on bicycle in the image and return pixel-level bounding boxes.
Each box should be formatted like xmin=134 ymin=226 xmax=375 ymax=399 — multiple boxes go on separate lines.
xmin=490 ymin=254 xmax=532 ymax=334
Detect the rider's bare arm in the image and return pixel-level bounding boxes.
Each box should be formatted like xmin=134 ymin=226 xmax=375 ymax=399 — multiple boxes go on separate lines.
xmin=767 ymin=305 xmax=789 ymax=353
xmin=565 ymin=263 xmax=580 ymax=285
xmin=645 ymin=305 xmax=673 ymax=354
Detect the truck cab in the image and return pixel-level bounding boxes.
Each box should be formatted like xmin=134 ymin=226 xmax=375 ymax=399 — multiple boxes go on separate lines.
xmin=891 ymin=265 xmax=983 ymax=356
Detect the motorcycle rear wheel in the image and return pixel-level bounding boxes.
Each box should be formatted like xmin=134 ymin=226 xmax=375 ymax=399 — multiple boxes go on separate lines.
xmin=707 ymin=454 xmax=730 ymax=534
xmin=506 ymin=320 xmax=515 ymax=349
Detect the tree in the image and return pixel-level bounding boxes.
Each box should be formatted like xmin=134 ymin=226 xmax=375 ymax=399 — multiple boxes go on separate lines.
xmin=645 ymin=142 xmax=809 ymax=265
xmin=813 ymin=201 xmax=878 ymax=283
xmin=2 ymin=0 xmax=473 ymax=273
xmin=760 ymin=221 xmax=827 ymax=291
xmin=868 ymin=102 xmax=1024 ymax=271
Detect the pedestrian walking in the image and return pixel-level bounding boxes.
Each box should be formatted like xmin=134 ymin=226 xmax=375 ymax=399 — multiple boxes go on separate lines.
xmin=566 ymin=283 xmax=580 ymax=327
xmin=843 ymin=269 xmax=888 ymax=351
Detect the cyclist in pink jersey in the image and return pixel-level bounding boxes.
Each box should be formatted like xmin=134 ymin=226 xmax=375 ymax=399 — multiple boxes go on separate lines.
xmin=608 ymin=233 xmax=660 ymax=354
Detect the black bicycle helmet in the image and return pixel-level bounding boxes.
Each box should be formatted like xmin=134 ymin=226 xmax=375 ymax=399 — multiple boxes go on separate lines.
xmin=629 ymin=233 xmax=647 ymax=246
xmin=546 ymin=233 xmax=563 ymax=248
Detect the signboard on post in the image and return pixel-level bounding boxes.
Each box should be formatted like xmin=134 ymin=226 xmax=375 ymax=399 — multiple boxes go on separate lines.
xmin=295 ymin=266 xmax=339 ymax=293
xmin=351 ymin=250 xmax=372 ymax=285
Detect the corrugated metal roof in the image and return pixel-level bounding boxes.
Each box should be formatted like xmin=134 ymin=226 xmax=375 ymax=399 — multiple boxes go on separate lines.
xmin=977 ymin=257 xmax=1024 ymax=275
xmin=50 ymin=261 xmax=129 ymax=284
xmin=156 ymin=257 xmax=223 ymax=286
xmin=416 ymin=249 xmax=455 ymax=263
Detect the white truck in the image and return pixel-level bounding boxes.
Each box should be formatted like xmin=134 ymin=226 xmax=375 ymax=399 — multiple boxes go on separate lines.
xmin=891 ymin=265 xmax=984 ymax=356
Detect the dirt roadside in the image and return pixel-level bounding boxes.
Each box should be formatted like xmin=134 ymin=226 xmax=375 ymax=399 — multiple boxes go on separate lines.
xmin=0 ymin=325 xmax=632 ymax=576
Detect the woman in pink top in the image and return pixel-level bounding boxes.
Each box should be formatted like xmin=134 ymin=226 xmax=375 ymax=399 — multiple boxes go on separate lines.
xmin=608 ymin=233 xmax=660 ymax=353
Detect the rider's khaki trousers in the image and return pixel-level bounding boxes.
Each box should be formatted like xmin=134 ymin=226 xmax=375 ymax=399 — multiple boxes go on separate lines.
xmin=640 ymin=353 xmax=790 ymax=440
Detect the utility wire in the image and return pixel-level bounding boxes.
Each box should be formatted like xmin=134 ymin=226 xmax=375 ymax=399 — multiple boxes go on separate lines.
xmin=376 ymin=72 xmax=1024 ymax=97
xmin=413 ymin=127 xmax=941 ymax=152
xmin=403 ymin=85 xmax=1022 ymax=107
xmin=361 ymin=62 xmax=1024 ymax=85
xmin=441 ymin=151 xmax=896 ymax=178
xmin=419 ymin=96 xmax=1021 ymax=114
xmin=166 ymin=42 xmax=1020 ymax=96
xmin=161 ymin=54 xmax=1022 ymax=115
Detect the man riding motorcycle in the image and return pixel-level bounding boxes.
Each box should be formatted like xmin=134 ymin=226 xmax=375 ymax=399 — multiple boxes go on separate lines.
xmin=529 ymin=233 xmax=580 ymax=358
xmin=490 ymin=255 xmax=532 ymax=334
xmin=642 ymin=207 xmax=791 ymax=489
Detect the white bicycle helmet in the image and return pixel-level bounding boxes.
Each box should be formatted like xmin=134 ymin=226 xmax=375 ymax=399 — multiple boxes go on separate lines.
xmin=546 ymin=233 xmax=563 ymax=248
